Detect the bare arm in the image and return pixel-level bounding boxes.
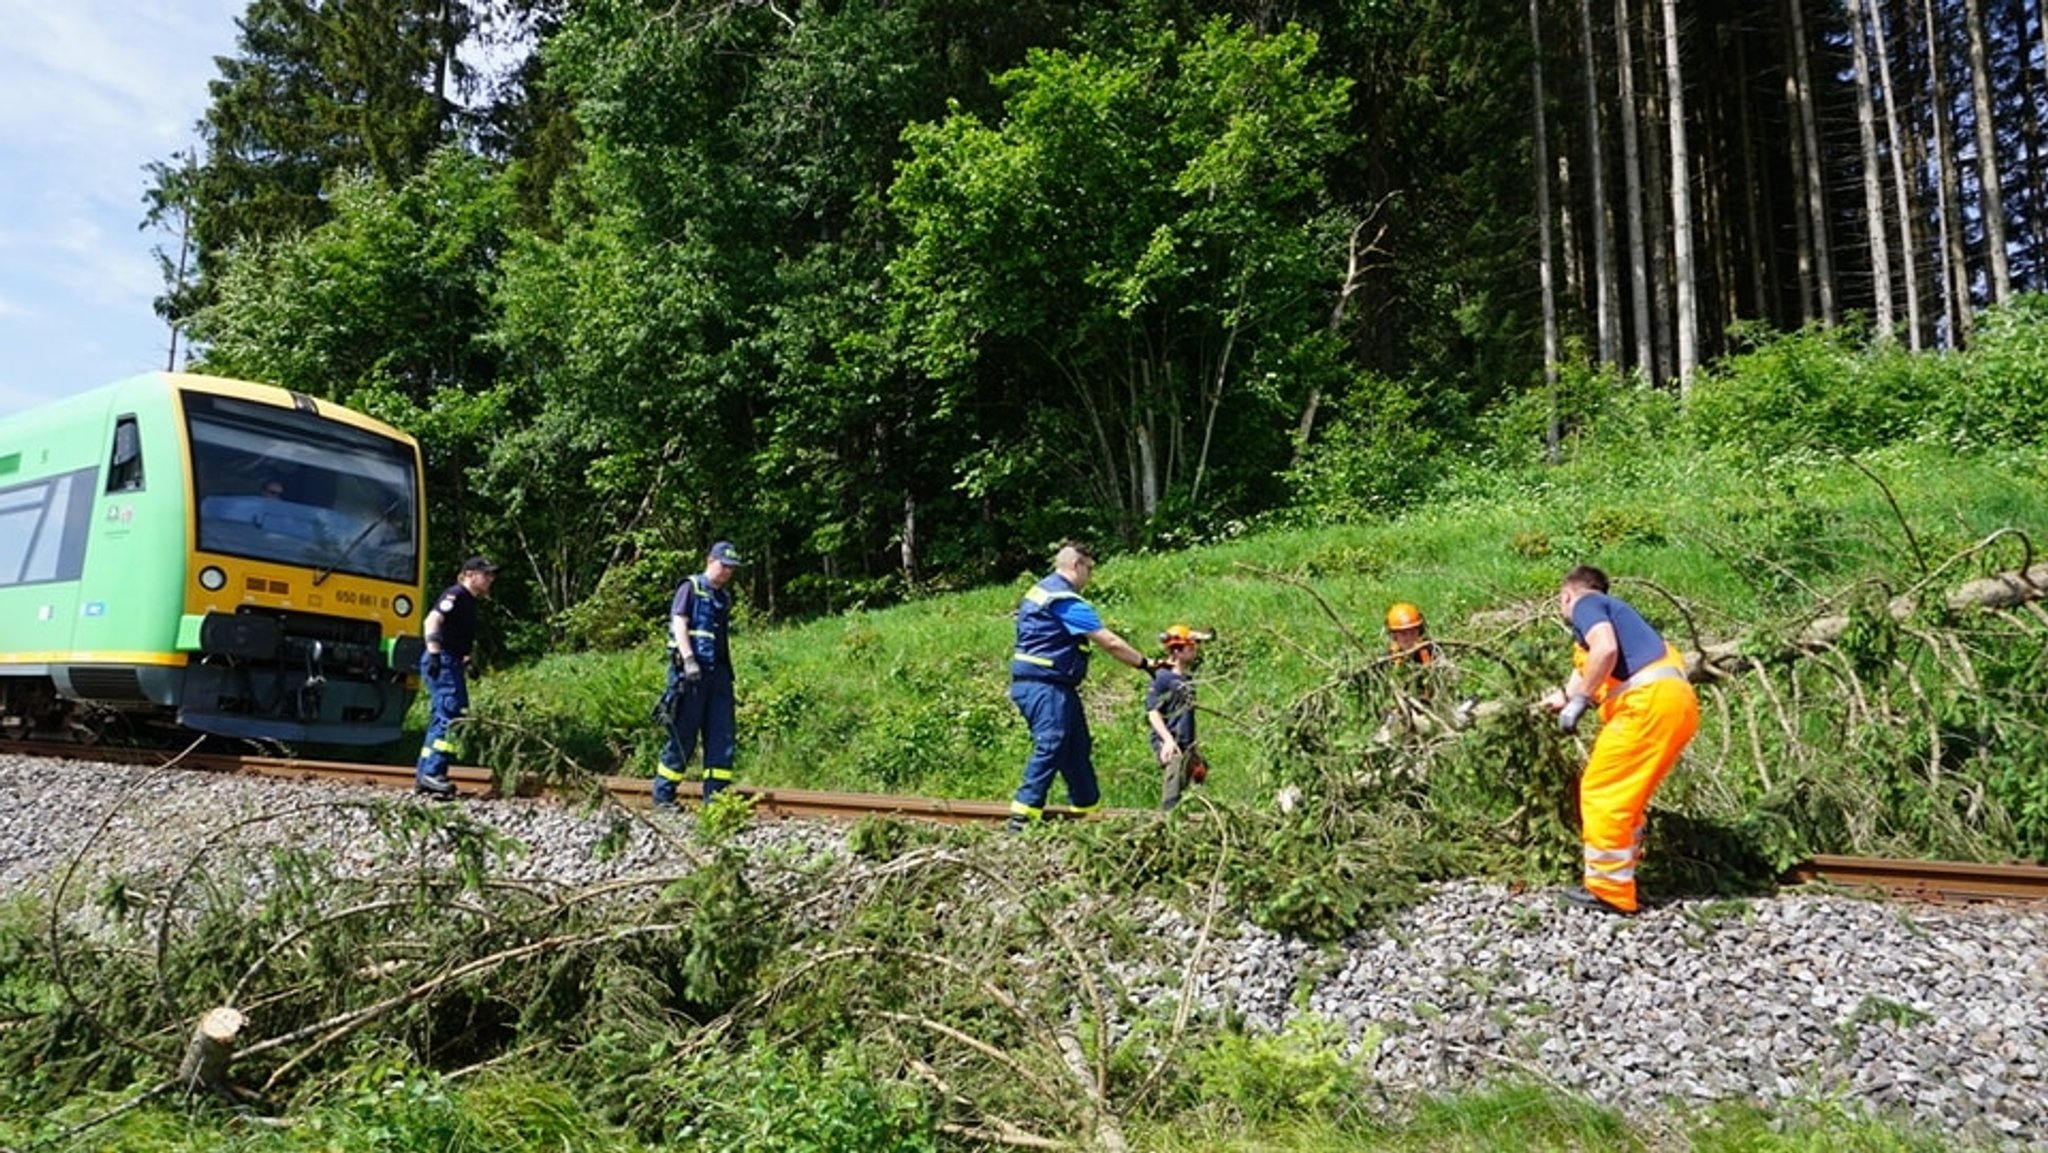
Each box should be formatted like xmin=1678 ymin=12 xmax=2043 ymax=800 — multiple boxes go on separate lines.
xmin=1544 ymin=623 xmax=1617 ymax=711
xmin=1576 ymin=622 xmax=1619 ymax=693
xmin=1087 ymin=626 xmax=1149 ymax=671
xmin=1147 ymin=706 xmax=1179 ymax=744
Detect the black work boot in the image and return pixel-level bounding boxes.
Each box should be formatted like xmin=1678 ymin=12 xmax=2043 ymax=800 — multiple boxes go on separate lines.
xmin=414 ymin=774 xmax=458 ymax=800
xmin=1557 ymin=886 xmax=1633 ymax=916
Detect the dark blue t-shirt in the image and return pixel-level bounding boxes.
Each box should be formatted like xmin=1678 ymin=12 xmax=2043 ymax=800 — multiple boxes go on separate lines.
xmin=1146 ymin=668 xmax=1195 ymax=750
xmin=430 ymin=584 xmax=478 ymax=657
xmin=1569 ymin=592 xmax=1667 ymax=681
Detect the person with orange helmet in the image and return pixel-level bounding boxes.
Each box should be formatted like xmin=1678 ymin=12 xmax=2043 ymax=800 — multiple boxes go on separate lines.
xmin=1376 ymin=600 xmax=1478 ymax=741
xmin=1384 ymin=601 xmax=1437 ymax=665
xmin=1147 ymin=623 xmax=1213 ymax=810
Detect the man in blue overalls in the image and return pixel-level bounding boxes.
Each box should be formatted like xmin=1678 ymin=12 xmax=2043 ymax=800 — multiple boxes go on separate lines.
xmin=654 ymin=541 xmax=745 ymax=807
xmin=416 ymin=556 xmax=497 ymax=797
xmin=1007 ymin=541 xmax=1158 ymax=831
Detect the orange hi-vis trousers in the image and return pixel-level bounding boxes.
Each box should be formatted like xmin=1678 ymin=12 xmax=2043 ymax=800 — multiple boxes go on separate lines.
xmin=1579 ymin=645 xmax=1699 ymax=912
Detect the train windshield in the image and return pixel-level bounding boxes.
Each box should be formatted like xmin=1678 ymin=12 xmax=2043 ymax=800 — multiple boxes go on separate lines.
xmin=185 ymin=393 xmax=420 ymax=583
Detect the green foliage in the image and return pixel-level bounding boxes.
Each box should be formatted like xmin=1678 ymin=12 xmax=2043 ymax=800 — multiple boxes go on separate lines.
xmin=1284 ymin=371 xmax=1447 ymax=523
xmin=694 ymin=791 xmax=758 ymax=847
xmin=1577 ymin=505 xmax=1665 ymax=549
xmin=463 ymin=648 xmax=668 ymax=783
xmin=1684 ymin=323 xmax=1931 ymax=462
xmin=889 ymin=18 xmax=1354 ymax=536
xmin=847 ymin=816 xmax=945 ymax=861
xmin=1680 ymin=299 xmax=2048 ymax=468
xmin=1935 ymin=294 xmax=2048 ymax=448
xmin=848 ymin=659 xmax=1015 ymax=791
xmin=1067 ymin=799 xmax=1446 ymax=944
xmin=1397 ymin=1083 xmax=1641 ymax=1150
xmin=307 ymin=1069 xmax=644 ymax=1151
xmin=159 ymin=0 xmax=478 ymax=310
xmin=1690 ymin=1096 xmax=1976 ymax=1152
xmin=662 ymin=1043 xmax=937 ymax=1152
xmin=1188 ymin=1014 xmax=1370 ymax=1125
xmin=668 ymin=848 xmax=775 ymax=1010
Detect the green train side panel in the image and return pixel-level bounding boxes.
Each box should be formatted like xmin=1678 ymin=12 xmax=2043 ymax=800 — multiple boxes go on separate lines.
xmin=0 ymin=382 xmax=143 ymax=663
xmin=69 ymin=376 xmax=191 ymax=661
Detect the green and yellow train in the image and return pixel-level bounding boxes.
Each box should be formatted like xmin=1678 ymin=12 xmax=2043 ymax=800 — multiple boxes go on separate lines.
xmin=0 ymin=373 xmax=427 ymax=745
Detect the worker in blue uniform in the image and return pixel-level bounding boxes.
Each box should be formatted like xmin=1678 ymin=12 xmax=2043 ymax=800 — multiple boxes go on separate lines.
xmin=655 ymin=540 xmax=745 ymax=807
xmin=416 ymin=556 xmax=498 ymax=798
xmin=1007 ymin=541 xmax=1159 ymax=831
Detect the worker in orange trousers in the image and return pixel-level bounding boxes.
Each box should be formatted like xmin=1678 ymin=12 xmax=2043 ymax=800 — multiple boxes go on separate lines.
xmin=1542 ymin=565 xmax=1699 ymax=915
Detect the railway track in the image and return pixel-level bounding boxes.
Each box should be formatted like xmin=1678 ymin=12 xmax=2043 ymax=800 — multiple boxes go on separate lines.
xmin=4 ymin=740 xmax=1077 ymax=825
xmin=12 ymin=740 xmax=2047 ymax=902
xmin=1783 ymin=854 xmax=2048 ymax=905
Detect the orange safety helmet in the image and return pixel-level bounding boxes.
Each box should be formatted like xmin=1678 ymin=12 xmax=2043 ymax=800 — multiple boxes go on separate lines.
xmin=1385 ymin=602 xmax=1425 ymax=631
xmin=1159 ymin=623 xmax=1214 ymax=649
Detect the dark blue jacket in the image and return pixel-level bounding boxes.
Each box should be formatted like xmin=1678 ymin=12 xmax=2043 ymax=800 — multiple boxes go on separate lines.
xmin=1010 ymin=574 xmax=1091 ymax=685
xmin=672 ymin=573 xmax=734 ymax=675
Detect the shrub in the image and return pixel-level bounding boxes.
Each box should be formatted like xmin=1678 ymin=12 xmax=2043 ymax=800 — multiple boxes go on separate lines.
xmin=1683 ymin=324 xmax=1879 ymax=460
xmin=1189 ymin=1014 xmax=1371 ymax=1125
xmin=663 ymin=1041 xmax=939 ymax=1151
xmin=1938 ymin=293 xmax=2048 ymax=447
xmin=1284 ymin=371 xmax=1445 ymax=522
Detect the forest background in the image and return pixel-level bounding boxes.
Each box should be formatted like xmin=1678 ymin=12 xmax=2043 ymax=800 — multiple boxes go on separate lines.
xmin=146 ymin=0 xmax=2048 ymax=654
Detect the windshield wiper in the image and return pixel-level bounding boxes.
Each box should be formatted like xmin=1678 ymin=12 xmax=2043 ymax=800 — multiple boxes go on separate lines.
xmin=313 ymin=496 xmax=406 ymax=586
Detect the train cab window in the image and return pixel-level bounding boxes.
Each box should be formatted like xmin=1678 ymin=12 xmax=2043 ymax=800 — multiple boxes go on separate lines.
xmin=185 ymin=393 xmax=420 ymax=583
xmin=107 ymin=416 xmax=144 ymax=492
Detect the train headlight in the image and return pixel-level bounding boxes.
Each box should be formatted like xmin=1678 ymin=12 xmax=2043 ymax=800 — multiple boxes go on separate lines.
xmin=394 ymin=595 xmax=414 ymax=618
xmin=198 ymin=566 xmax=227 ymax=591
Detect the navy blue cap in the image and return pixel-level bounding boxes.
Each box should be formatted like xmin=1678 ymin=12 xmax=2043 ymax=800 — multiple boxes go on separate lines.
xmin=709 ymin=541 xmax=747 ymax=566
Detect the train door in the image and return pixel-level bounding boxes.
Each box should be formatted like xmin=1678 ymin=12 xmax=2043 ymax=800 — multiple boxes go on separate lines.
xmin=65 ymin=405 xmax=191 ymax=705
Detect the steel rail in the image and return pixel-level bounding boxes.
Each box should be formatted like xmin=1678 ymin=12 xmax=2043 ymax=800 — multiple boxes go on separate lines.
xmin=2 ymin=740 xmax=1090 ymax=823
xmin=1783 ymin=854 xmax=2048 ymax=905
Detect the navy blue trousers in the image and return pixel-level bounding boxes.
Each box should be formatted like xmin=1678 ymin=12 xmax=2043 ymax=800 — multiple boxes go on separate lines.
xmin=1008 ymin=678 xmax=1099 ymax=819
xmin=416 ymin=658 xmax=468 ymax=782
xmin=656 ymin=669 xmax=736 ymax=804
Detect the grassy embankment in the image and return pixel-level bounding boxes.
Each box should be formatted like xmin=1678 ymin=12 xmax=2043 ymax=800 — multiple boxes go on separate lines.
xmin=463 ymin=437 xmax=2048 ymax=860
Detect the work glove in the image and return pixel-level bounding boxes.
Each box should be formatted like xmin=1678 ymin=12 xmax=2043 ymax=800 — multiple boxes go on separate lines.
xmin=681 ymin=658 xmax=703 ymax=685
xmin=425 ymin=652 xmax=443 ymax=679
xmin=1140 ymin=657 xmax=1165 ymax=674
xmin=1558 ymin=694 xmax=1592 ymax=734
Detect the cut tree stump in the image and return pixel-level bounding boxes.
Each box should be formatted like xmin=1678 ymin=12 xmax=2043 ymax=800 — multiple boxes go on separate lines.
xmin=177 ymin=1006 xmax=246 ymax=1099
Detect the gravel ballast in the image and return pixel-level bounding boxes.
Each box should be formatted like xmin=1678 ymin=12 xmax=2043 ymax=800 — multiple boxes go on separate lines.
xmin=4 ymin=752 xmax=2043 ymax=1147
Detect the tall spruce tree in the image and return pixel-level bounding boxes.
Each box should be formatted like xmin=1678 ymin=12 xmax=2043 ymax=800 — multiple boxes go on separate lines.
xmin=150 ymin=0 xmax=479 ymax=323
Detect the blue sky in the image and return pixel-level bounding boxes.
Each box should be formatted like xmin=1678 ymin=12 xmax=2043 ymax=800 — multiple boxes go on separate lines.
xmin=0 ymin=0 xmax=247 ymax=418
